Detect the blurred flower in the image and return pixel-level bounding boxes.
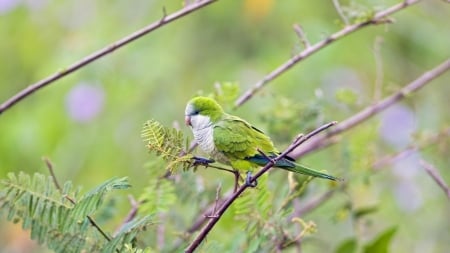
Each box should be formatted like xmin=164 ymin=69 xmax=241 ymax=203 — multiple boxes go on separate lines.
xmin=244 ymin=0 xmax=274 ymax=22
xmin=66 ymin=82 xmax=105 ymax=123
xmin=0 ymin=0 xmax=46 ymax=14
xmin=0 ymin=0 xmax=19 ymax=14
xmin=379 ymin=104 xmax=416 ymax=149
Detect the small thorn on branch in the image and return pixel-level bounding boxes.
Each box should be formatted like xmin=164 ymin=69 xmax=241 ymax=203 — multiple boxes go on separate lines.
xmin=205 ymin=183 xmax=222 ymax=218
xmin=420 ymin=160 xmax=450 ymax=200
xmin=161 ymin=6 xmax=167 ymax=22
xmin=42 ymin=157 xmax=61 ymax=191
xmin=293 ymin=24 xmax=310 ymax=48
xmin=332 ymin=0 xmax=349 ymax=26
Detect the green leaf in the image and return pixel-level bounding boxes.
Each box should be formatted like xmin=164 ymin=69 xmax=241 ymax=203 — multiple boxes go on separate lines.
xmin=353 ymin=205 xmax=378 ymax=219
xmin=141 ymin=119 xmax=192 ymax=172
xmin=212 ymin=81 xmax=240 ymax=110
xmin=103 ymin=215 xmax=154 ymax=253
xmin=0 ymin=172 xmax=132 ymax=252
xmin=363 ymin=227 xmax=398 ymax=253
xmin=335 ymin=238 xmax=357 ymax=253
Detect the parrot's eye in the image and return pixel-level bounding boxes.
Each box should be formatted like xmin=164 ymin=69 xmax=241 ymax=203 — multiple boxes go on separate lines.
xmin=192 ymin=110 xmax=200 ymax=115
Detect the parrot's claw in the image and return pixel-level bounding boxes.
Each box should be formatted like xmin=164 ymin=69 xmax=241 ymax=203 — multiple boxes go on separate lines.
xmin=192 ymin=156 xmax=215 ymax=167
xmin=245 ymin=171 xmax=257 ymax=188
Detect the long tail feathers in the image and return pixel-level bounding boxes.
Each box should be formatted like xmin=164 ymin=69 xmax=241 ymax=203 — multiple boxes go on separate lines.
xmin=248 ymin=155 xmax=340 ymax=181
xmin=279 ymin=162 xmax=340 ymax=181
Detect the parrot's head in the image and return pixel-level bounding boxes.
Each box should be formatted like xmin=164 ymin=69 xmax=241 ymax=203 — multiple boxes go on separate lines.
xmin=185 ymin=96 xmax=224 ymax=129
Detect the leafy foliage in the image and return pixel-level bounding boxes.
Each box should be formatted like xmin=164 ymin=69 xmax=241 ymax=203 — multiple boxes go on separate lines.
xmin=141 ymin=119 xmax=193 ymax=172
xmin=211 ymin=81 xmax=240 ymax=111
xmin=138 ymin=177 xmax=177 ymax=215
xmin=260 ymin=96 xmax=323 ymax=143
xmin=229 ymin=173 xmax=320 ymax=251
xmin=0 ymin=172 xmax=154 ymax=253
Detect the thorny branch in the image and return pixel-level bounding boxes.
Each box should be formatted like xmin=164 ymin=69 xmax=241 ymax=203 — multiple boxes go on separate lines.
xmin=420 ymin=160 xmax=450 ymax=200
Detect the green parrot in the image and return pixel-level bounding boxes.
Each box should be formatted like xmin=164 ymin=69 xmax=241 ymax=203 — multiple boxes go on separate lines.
xmin=184 ymin=96 xmax=339 ymax=186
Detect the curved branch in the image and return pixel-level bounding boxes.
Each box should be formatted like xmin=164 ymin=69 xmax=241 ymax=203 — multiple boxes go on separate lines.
xmin=234 ymin=0 xmax=421 ymax=107
xmin=0 ymin=0 xmax=218 ymax=115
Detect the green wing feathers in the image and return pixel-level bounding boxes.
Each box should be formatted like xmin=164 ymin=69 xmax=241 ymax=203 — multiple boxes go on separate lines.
xmin=213 ymin=115 xmax=339 ymax=181
xmin=213 ymin=115 xmax=277 ymax=160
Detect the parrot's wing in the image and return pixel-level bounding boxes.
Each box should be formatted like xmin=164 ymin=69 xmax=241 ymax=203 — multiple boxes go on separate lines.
xmin=213 ymin=116 xmax=277 ymax=161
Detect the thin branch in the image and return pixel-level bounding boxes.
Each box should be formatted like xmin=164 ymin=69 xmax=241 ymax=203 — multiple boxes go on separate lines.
xmin=234 ymin=0 xmax=421 ymax=107
xmin=332 ymin=0 xmax=349 ymax=26
xmin=296 ymin=189 xmax=338 ymax=216
xmin=372 ymin=127 xmax=450 ymax=170
xmin=420 ymin=160 xmax=450 ymax=200
xmin=185 ymin=121 xmax=337 ymax=253
xmin=42 ymin=157 xmax=61 ymax=191
xmin=114 ymin=195 xmax=140 ymax=236
xmin=289 ymin=59 xmax=450 ymax=158
xmin=0 ymin=0 xmax=218 ymax=115
xmin=205 ymin=183 xmax=222 ymax=218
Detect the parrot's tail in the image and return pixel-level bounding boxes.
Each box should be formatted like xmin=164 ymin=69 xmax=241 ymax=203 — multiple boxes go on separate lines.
xmin=279 ymin=161 xmax=340 ymax=181
xmin=249 ymin=154 xmax=340 ymax=181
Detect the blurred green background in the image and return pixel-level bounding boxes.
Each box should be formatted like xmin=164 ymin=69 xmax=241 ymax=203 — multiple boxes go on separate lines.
xmin=0 ymin=0 xmax=449 ymax=252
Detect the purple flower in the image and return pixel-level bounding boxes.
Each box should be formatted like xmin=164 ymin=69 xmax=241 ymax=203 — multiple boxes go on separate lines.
xmin=66 ymin=82 xmax=105 ymax=123
xmin=379 ymin=104 xmax=416 ymax=149
xmin=0 ymin=0 xmax=19 ymax=14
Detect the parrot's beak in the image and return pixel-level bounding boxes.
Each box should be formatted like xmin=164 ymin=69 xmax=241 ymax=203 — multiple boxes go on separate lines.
xmin=185 ymin=116 xmax=191 ymax=126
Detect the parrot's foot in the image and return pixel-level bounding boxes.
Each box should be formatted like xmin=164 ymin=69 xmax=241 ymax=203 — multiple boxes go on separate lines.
xmin=192 ymin=156 xmax=215 ymax=167
xmin=244 ymin=171 xmax=257 ymax=188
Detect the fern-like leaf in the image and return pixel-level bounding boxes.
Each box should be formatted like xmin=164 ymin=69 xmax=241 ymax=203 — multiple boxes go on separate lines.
xmin=0 ymin=172 xmax=132 ymax=253
xmin=138 ymin=177 xmax=177 ymax=214
xmin=141 ymin=119 xmax=193 ymax=172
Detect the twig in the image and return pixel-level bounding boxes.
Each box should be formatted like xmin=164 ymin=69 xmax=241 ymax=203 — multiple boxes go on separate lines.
xmin=205 ymin=183 xmax=222 ymax=218
xmin=289 ymin=59 xmax=450 ymax=158
xmin=114 ymin=195 xmax=140 ymax=236
xmin=234 ymin=0 xmax=421 ymax=107
xmin=332 ymin=0 xmax=349 ymax=26
xmin=0 ymin=0 xmax=218 ymax=115
xmin=372 ymin=127 xmax=450 ymax=170
xmin=184 ymin=121 xmax=337 ymax=253
xmin=372 ymin=147 xmax=418 ymax=170
xmin=42 ymin=157 xmax=61 ymax=191
xmin=420 ymin=160 xmax=450 ymax=200
xmin=296 ymin=189 xmax=338 ymax=215
xmin=43 ymin=158 xmax=113 ymax=244
xmin=293 ymin=24 xmax=311 ymax=48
